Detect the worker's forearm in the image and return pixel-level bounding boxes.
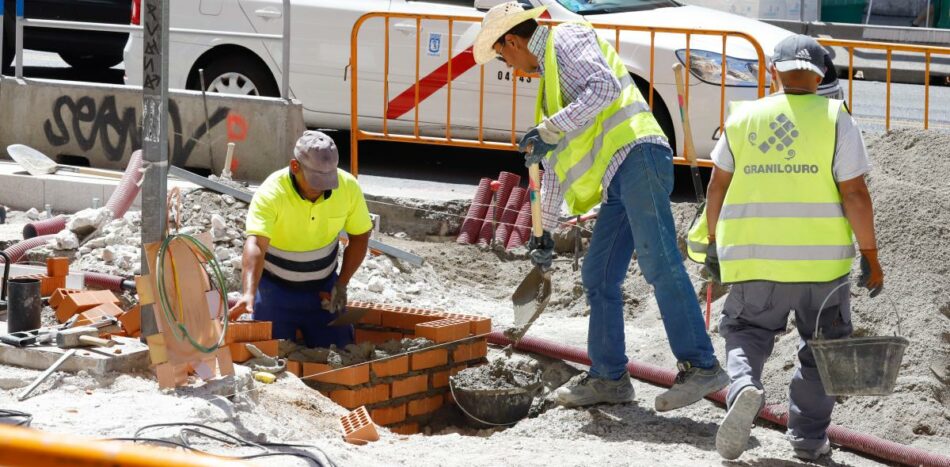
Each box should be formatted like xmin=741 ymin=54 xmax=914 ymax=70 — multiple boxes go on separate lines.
xmin=705 ymin=181 xmax=728 ymax=239
xmin=241 ymin=243 xmax=266 ymax=298
xmin=842 ymin=191 xmax=877 ymax=250
xmin=339 ymin=233 xmax=370 ymax=286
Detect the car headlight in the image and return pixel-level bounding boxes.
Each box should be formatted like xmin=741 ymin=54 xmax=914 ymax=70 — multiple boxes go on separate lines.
xmin=675 ymin=49 xmax=769 ymax=88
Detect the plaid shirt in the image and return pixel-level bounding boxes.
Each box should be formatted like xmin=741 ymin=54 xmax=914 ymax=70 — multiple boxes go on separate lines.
xmin=528 ymin=24 xmax=669 ymax=230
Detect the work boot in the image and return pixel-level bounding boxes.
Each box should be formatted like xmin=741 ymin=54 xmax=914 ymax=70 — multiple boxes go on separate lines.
xmin=554 ymin=372 xmax=635 ymax=408
xmin=715 ymin=386 xmax=764 ymax=460
xmin=654 ymin=362 xmax=729 ymax=412
xmin=792 ymin=438 xmax=832 ymax=461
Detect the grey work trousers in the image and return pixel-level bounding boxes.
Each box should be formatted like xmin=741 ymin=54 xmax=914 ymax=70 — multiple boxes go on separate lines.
xmin=719 ymin=276 xmax=852 ymax=451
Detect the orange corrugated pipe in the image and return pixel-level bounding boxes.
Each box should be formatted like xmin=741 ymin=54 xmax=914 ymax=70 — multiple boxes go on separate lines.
xmin=0 ymin=425 xmax=247 ymax=467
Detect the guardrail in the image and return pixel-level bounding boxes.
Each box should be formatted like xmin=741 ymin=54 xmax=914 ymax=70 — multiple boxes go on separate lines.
xmin=818 ymin=38 xmax=950 ymax=131
xmin=2 ymin=0 xmax=293 ymax=99
xmin=348 ymin=12 xmax=769 ymax=176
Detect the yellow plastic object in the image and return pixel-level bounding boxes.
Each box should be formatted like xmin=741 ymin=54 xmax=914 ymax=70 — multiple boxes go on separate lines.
xmin=254 ymin=371 xmax=277 ymax=384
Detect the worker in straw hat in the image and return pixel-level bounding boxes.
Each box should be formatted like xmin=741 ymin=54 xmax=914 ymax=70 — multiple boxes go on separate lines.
xmin=473 ymin=1 xmax=728 ymax=411
xmin=687 ymin=34 xmax=883 ymax=461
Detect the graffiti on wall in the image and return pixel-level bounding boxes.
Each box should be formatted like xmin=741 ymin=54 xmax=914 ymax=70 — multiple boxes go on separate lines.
xmin=43 ymin=95 xmax=248 ymax=166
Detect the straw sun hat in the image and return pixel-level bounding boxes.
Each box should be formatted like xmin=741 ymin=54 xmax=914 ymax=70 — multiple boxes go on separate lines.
xmin=473 ymin=2 xmax=547 ymax=65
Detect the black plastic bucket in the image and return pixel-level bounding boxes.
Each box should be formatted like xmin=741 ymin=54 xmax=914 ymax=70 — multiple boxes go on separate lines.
xmin=7 ymin=278 xmax=41 ymax=332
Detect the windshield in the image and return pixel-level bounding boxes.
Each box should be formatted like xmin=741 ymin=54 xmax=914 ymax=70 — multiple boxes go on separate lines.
xmin=555 ymin=0 xmax=681 ymax=14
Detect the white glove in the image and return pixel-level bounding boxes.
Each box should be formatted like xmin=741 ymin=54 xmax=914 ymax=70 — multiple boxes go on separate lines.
xmin=536 ymin=118 xmax=562 ymax=145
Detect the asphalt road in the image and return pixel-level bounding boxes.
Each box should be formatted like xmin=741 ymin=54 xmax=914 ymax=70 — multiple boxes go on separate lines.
xmin=7 ymin=50 xmax=949 ymax=199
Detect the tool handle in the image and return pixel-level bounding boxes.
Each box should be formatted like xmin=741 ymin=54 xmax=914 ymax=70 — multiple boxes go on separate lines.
xmin=78 ymin=335 xmax=115 ymax=347
xmin=62 ymin=166 xmax=125 ymax=180
xmin=673 ymin=63 xmax=706 ymax=204
xmin=528 ymin=163 xmax=544 ymax=238
xmin=223 ymin=142 xmax=236 ymax=177
xmin=18 ymin=349 xmax=76 ymax=401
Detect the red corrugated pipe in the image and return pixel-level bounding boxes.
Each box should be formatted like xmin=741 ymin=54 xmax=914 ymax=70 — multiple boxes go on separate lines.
xmin=494 ymin=186 xmax=526 ymax=249
xmin=0 ymin=235 xmax=56 ymax=264
xmin=487 ymin=331 xmax=950 ymax=467
xmin=457 ymin=177 xmax=493 ymax=245
xmin=21 ymin=216 xmax=67 ymax=239
xmin=506 ymin=199 xmax=533 ymax=250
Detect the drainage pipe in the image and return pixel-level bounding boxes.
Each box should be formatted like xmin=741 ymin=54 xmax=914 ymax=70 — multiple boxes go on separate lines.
xmin=1 ymin=238 xmax=134 ymax=293
xmin=22 ymin=149 xmax=144 ymax=240
xmin=487 ymin=331 xmax=950 ymax=467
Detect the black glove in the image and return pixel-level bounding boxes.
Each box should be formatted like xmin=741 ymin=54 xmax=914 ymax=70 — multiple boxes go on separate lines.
xmin=527 ymin=230 xmax=555 ymax=269
xmin=705 ymin=240 xmax=721 ymax=283
xmin=519 ymin=127 xmax=557 ymax=167
xmin=858 ymin=248 xmax=884 ymax=298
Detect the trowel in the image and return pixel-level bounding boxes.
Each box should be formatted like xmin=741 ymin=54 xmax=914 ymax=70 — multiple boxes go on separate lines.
xmin=506 ymin=161 xmax=552 ymax=342
xmin=6 ymin=144 xmax=123 ymax=179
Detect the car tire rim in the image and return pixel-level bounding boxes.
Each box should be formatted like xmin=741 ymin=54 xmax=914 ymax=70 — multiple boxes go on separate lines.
xmin=208 ymin=72 xmax=259 ymax=96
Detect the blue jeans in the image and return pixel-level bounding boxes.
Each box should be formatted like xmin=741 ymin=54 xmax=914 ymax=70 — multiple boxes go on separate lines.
xmin=253 ymin=272 xmax=354 ymax=348
xmin=582 ymin=143 xmax=717 ymax=380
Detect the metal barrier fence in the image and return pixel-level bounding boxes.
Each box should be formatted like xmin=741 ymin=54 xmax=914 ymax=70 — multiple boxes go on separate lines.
xmin=818 ymin=38 xmax=950 ymax=131
xmin=0 ymin=0 xmax=293 ymax=99
xmin=348 ymin=12 xmax=769 ymax=176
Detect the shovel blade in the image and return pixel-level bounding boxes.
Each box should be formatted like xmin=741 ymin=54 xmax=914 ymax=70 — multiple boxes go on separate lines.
xmin=511 ymin=266 xmax=552 ymax=327
xmin=7 ymin=144 xmax=58 ymax=177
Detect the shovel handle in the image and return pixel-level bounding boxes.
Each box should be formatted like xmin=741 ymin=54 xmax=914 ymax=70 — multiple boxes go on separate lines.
xmin=62 ymin=166 xmax=125 ymax=180
xmin=528 ymin=163 xmax=544 ymax=238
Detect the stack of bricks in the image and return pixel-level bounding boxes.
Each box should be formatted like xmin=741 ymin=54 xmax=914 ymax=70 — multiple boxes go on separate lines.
xmin=13 ymin=257 xmax=69 ymax=296
xmin=51 ymin=289 xmax=123 ymax=325
xmin=299 ymin=302 xmax=491 ymax=435
xmin=224 ymin=321 xmax=278 ymax=363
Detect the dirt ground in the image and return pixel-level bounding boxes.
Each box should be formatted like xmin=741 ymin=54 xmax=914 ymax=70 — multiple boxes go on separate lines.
xmin=0 ymin=129 xmax=947 ymax=465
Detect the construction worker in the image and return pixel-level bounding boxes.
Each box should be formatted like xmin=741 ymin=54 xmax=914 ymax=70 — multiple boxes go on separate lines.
xmin=473 ymin=2 xmax=727 ymax=411
xmin=227 ymin=131 xmax=373 ymax=348
xmin=697 ymin=35 xmax=884 ymax=461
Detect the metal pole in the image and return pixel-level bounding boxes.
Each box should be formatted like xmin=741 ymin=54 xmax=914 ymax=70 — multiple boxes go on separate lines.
xmin=14 ymin=0 xmax=23 ymax=79
xmin=139 ymin=0 xmax=170 ymax=338
xmin=0 ymin=1 xmax=4 ymax=77
xmin=800 ymin=0 xmax=805 ymax=22
xmin=281 ymin=0 xmax=290 ymax=99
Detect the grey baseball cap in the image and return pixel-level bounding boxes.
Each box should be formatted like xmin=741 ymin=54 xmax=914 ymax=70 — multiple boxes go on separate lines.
xmin=293 ymin=130 xmax=339 ymax=192
xmin=772 ymin=34 xmax=827 ymax=77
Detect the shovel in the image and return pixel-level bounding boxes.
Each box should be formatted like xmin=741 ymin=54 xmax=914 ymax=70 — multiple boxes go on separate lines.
xmin=6 ymin=144 xmax=123 ymax=179
xmin=506 ymin=161 xmax=552 ymax=342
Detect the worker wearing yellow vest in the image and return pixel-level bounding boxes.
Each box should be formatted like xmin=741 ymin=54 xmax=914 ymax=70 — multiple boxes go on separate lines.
xmin=228 ymin=131 xmax=373 ymax=348
xmin=694 ymin=35 xmax=884 ymax=461
xmin=473 ymin=2 xmax=727 ymax=411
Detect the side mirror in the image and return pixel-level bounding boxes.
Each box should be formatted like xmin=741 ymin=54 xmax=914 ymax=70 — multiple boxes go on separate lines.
xmin=474 ymin=0 xmax=509 ymax=11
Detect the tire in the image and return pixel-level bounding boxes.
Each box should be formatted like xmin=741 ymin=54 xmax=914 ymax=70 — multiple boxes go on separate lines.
xmin=60 ymin=52 xmax=124 ymax=70
xmin=631 ymin=73 xmax=676 ymax=152
xmin=191 ymin=53 xmax=279 ymax=98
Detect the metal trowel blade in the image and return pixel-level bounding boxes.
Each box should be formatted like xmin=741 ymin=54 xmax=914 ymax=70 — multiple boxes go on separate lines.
xmin=510 ymin=266 xmax=552 ymax=336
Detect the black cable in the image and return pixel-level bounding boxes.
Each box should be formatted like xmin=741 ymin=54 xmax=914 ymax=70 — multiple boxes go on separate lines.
xmin=0 ymin=409 xmax=33 ymax=427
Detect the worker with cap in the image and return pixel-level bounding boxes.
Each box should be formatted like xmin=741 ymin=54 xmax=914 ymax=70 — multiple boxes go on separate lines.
xmin=691 ymin=34 xmax=884 ymax=461
xmin=228 ymin=130 xmax=373 ymax=348
xmin=472 ymin=1 xmax=727 ymax=411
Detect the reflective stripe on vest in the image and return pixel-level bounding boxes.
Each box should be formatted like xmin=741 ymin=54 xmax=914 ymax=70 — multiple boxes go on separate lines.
xmin=717 ymin=93 xmax=854 ymax=283
xmin=264 ymin=241 xmax=338 ymax=283
xmin=536 ymin=22 xmax=665 ymax=215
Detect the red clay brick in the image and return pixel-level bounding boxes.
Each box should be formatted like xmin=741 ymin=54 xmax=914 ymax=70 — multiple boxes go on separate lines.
xmin=47 ymin=257 xmax=69 ymax=277
xmin=340 ymin=406 xmax=379 ymax=445
xmin=408 ymin=394 xmax=444 ymax=416
xmin=312 ymin=363 xmax=370 ymax=386
xmin=224 ymin=321 xmax=272 ymax=343
xmin=286 ymin=360 xmax=302 ymax=377
xmin=471 ymin=339 xmax=488 ymax=359
xmin=73 ymin=302 xmax=124 ymax=327
xmin=17 ymin=274 xmax=59 ymax=297
xmin=431 ymin=369 xmax=450 ymax=389
xmin=414 ymin=318 xmax=470 ymax=344
xmin=371 ymin=355 xmax=409 ymax=378
xmin=356 ymin=308 xmax=382 ymax=326
xmin=49 ymin=288 xmax=82 ymax=309
xmin=389 ymin=422 xmax=419 ymax=435
xmin=355 ymin=328 xmax=404 ymax=345
xmin=370 ymin=404 xmax=407 ymax=426
xmin=330 ymin=384 xmax=390 ymax=409
xmin=380 ymin=308 xmax=446 ymax=331
xmin=228 ymin=340 xmax=279 ymax=363
xmin=57 ymin=290 xmax=121 ymax=323
xmin=118 ymin=306 xmax=141 ymax=336
xmin=453 ymin=339 xmax=489 ymax=363
xmin=391 ymin=374 xmax=427 ymax=398
xmin=468 ymin=317 xmax=492 ymax=335
xmin=411 ymin=348 xmax=448 ymax=371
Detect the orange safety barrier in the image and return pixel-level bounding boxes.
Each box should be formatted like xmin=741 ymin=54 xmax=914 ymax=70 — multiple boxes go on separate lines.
xmin=817 ymin=38 xmax=950 ymax=131
xmin=349 ymin=12 xmax=769 ymax=176
xmin=0 ymin=424 xmax=246 ymax=466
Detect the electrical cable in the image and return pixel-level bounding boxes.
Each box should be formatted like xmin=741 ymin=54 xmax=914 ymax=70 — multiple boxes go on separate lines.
xmin=0 ymin=409 xmax=33 ymax=427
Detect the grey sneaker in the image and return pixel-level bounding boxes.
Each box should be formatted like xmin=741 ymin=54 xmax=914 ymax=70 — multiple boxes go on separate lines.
xmin=793 ymin=439 xmax=832 ymax=461
xmin=655 ymin=362 xmax=729 ymax=412
xmin=554 ymin=372 xmax=635 ymax=408
xmin=716 ymin=386 xmax=764 ymax=460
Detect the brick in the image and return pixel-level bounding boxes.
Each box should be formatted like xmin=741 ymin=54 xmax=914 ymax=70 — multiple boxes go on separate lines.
xmin=330 ymin=384 xmax=389 ymax=409
xmin=286 ymin=360 xmax=302 ymax=377
xmin=57 ymin=290 xmax=121 ymax=323
xmin=431 ymin=369 xmax=450 ymax=389
xmin=408 ymin=394 xmax=444 ymax=416
xmin=380 ymin=308 xmax=446 ymax=331
xmin=312 ymin=363 xmax=370 ymax=386
xmin=340 ymin=406 xmax=379 ymax=445
xmin=471 ymin=339 xmax=488 ymax=359
xmin=49 ymin=288 xmax=82 ymax=309
xmin=453 ymin=339 xmax=489 ymax=363
xmin=414 ymin=318 xmax=470 ymax=344
xmin=370 ymin=403 xmax=407 ymax=426
xmin=354 ymin=307 xmax=381 ymax=326
xmin=17 ymin=274 xmax=58 ymax=297
xmin=411 ymin=348 xmax=448 ymax=371
xmin=302 ymin=362 xmax=332 ymax=379
xmin=74 ymin=302 xmax=124 ymax=327
xmin=224 ymin=321 xmax=272 ymax=343
xmin=355 ymin=328 xmax=404 ymax=345
xmin=391 ymin=374 xmax=427 ymax=398
xmin=47 ymin=257 xmax=70 ymax=277
xmin=118 ymin=306 xmax=141 ymax=336
xmin=228 ymin=340 xmax=279 ymax=363
xmin=389 ymin=422 xmax=419 ymax=435
xmin=371 ymin=355 xmax=409 ymax=378
xmin=468 ymin=317 xmax=492 ymax=335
